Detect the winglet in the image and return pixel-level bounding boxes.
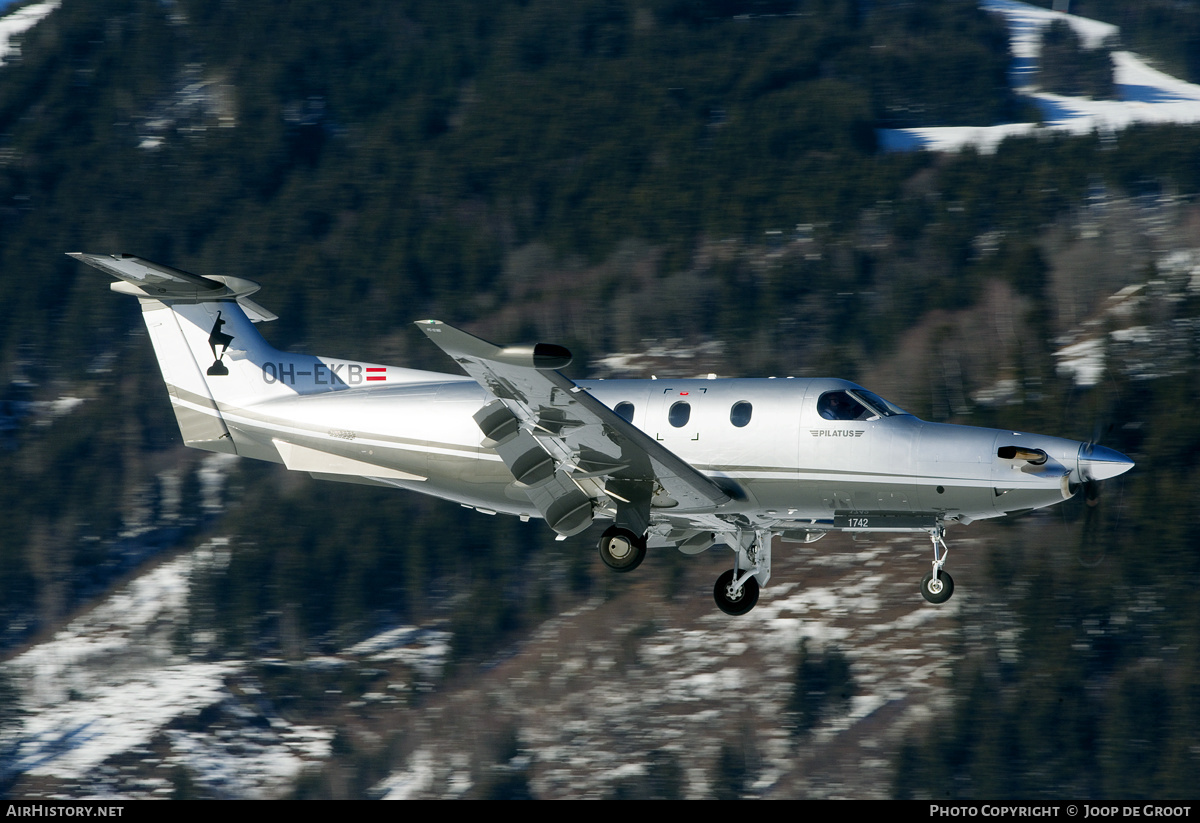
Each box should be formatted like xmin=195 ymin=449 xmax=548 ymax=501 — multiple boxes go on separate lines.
xmin=416 ymin=320 xmax=571 ymax=370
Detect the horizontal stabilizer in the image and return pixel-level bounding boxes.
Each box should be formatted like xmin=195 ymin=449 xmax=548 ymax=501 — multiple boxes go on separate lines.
xmin=235 ymin=296 xmax=278 ymax=323
xmin=69 ymin=253 xmax=276 ymax=321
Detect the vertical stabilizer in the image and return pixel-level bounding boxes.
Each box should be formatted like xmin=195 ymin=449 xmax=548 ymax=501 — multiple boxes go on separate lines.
xmin=72 ymin=253 xmax=439 ymax=456
xmin=141 ymin=298 xmax=295 ymax=455
xmin=70 ymin=254 xmax=303 ymax=455
xmin=141 ymin=300 xmax=239 ymax=453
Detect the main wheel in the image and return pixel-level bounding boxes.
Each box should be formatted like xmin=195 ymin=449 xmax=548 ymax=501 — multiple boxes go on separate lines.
xmin=713 ymin=569 xmax=760 ymax=615
xmin=921 ymin=569 xmax=955 ymax=604
xmin=598 ymin=526 xmax=647 ymax=572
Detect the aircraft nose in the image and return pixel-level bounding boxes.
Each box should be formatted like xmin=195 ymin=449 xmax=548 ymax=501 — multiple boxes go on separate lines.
xmin=1077 ymin=443 xmax=1135 ymax=481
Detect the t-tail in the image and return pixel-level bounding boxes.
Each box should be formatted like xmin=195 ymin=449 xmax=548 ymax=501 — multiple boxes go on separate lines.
xmin=70 ymin=253 xmax=421 ymax=455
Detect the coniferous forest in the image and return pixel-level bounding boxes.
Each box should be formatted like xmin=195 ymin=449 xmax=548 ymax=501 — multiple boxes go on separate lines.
xmin=2 ymin=0 xmax=1200 ymax=798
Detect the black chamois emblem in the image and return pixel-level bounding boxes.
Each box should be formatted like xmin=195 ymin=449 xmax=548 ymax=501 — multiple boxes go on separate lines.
xmin=206 ymin=311 xmax=234 ymax=376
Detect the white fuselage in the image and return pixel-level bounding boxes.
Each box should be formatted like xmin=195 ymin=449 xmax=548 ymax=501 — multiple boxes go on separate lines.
xmin=227 ymin=374 xmax=1081 ymax=527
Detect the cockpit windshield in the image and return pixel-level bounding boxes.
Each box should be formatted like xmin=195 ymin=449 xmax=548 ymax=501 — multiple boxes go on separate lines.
xmin=854 ymin=389 xmax=908 ymax=418
xmin=817 ymin=389 xmax=908 ymax=421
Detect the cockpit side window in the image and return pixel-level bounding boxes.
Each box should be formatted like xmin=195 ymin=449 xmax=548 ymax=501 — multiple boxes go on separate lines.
xmin=817 ymin=389 xmax=909 ymax=420
xmin=817 ymin=391 xmax=872 ymax=421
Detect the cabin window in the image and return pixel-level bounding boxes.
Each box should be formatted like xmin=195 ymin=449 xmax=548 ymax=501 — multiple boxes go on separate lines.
xmin=668 ymin=401 xmax=691 ymax=428
xmin=614 ymin=402 xmax=635 ymax=423
xmin=730 ymin=401 xmax=752 ymax=427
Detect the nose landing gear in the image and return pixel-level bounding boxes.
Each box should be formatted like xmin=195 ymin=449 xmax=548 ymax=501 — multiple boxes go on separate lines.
xmin=921 ymin=525 xmax=954 ymax=604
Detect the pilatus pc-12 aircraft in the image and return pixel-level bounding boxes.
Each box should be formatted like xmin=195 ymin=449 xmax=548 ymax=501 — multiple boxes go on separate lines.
xmin=73 ymin=253 xmax=1135 ymax=615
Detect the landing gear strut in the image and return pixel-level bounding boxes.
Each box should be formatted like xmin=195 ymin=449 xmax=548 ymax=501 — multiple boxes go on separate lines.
xmin=921 ymin=526 xmax=954 ymax=604
xmin=598 ymin=525 xmax=646 ymax=572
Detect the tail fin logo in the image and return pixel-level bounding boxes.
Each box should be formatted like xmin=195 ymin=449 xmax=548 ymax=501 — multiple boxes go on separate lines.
xmin=207 ymin=312 xmax=234 ymax=376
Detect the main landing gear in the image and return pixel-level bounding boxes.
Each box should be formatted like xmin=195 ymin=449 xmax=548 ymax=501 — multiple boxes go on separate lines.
xmin=598 ymin=525 xmax=647 ymax=572
xmin=597 ymin=522 xmax=767 ymax=615
xmin=921 ymin=526 xmax=954 ymax=604
xmin=712 ymin=528 xmax=771 ymax=615
xmin=714 ymin=568 xmax=759 ymax=615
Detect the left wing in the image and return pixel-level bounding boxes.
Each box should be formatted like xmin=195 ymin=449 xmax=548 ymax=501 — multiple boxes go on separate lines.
xmin=417 ymin=320 xmax=730 ymax=536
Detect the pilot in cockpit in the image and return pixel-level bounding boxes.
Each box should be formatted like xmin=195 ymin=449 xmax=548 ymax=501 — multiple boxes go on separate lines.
xmin=818 ymin=390 xmax=868 ymax=421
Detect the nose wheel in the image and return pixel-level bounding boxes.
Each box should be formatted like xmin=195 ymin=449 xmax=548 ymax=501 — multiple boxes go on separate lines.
xmin=921 ymin=569 xmax=954 ymax=604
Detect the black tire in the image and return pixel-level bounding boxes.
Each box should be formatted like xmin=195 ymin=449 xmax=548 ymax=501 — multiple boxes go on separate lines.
xmin=921 ymin=569 xmax=954 ymax=604
xmin=713 ymin=568 xmax=760 ymax=615
xmin=598 ymin=526 xmax=647 ymax=572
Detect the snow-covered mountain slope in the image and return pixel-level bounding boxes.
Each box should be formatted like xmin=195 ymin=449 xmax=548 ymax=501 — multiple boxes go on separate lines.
xmin=2 ymin=545 xmax=335 ymax=798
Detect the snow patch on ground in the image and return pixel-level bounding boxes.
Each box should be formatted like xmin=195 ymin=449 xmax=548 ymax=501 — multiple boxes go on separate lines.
xmin=988 ymin=0 xmax=1118 ymax=72
xmin=346 ymin=626 xmax=453 ymax=684
xmin=1053 ymin=262 xmax=1200 ymax=388
xmin=0 ymin=1 xmax=58 ymax=67
xmin=1054 ymin=337 xmax=1106 ymax=387
xmin=880 ymin=0 xmax=1200 ymax=153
